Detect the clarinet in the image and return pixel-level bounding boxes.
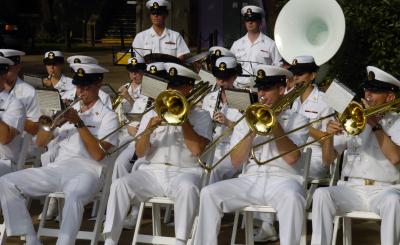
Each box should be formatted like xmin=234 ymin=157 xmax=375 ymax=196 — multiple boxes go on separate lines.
xmin=211 ymin=87 xmax=223 ymax=134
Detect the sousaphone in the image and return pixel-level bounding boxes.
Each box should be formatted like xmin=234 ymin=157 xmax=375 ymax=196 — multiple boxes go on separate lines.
xmin=274 ymin=0 xmax=346 ymax=65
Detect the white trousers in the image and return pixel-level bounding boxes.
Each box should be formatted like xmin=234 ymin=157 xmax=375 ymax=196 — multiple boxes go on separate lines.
xmin=112 ymin=143 xmax=135 ymax=182
xmin=103 ymin=164 xmax=203 ymax=243
xmin=0 ymin=160 xmax=12 ymax=177
xmin=311 ymin=181 xmax=400 ymax=245
xmin=193 ymin=175 xmax=306 ymax=245
xmin=0 ymin=160 xmax=101 ymax=245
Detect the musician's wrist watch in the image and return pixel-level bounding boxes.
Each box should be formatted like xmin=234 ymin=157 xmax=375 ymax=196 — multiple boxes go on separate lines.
xmin=74 ymin=119 xmax=85 ymax=128
xmin=372 ymin=124 xmax=382 ymax=132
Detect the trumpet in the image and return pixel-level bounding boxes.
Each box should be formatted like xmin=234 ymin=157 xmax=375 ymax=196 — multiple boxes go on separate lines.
xmin=112 ymin=84 xmax=130 ymax=110
xmin=251 ymin=98 xmax=400 ymax=165
xmin=197 ymin=82 xmax=309 ymax=172
xmin=38 ymin=97 xmax=82 ymax=132
xmin=99 ymin=81 xmax=213 ymax=155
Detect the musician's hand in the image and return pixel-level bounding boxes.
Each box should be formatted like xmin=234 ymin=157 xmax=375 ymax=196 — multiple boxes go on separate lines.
xmin=63 ymin=99 xmax=74 ymax=107
xmin=118 ymin=86 xmax=133 ymax=102
xmin=361 ymin=98 xmax=383 ymax=127
xmin=127 ymin=125 xmax=139 ymax=136
xmin=146 ymin=116 xmax=163 ymax=133
xmin=213 ymin=112 xmax=231 ymax=126
xmin=43 ymin=78 xmax=52 ymax=88
xmin=63 ymin=108 xmax=81 ymax=125
xmin=326 ymin=120 xmax=343 ymax=135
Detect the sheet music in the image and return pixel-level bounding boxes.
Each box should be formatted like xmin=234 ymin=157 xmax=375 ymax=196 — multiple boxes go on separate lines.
xmin=322 ymin=79 xmax=355 ymax=113
xmin=141 ymin=74 xmax=168 ymax=99
xmin=101 ymin=84 xmax=117 ymax=98
xmin=225 ymin=89 xmax=253 ymax=111
xmin=36 ymin=90 xmax=62 ymax=112
xmin=198 ymin=69 xmax=216 ymax=89
xmin=23 ymin=74 xmax=44 ymax=89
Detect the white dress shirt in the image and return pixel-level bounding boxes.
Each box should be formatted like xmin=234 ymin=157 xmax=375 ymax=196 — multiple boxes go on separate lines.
xmin=132 ymin=26 xmax=190 ymax=57
xmin=136 ymin=107 xmax=212 ymax=168
xmin=52 ymin=99 xmax=119 ymax=176
xmin=333 ymin=112 xmax=400 ymax=183
xmin=230 ymin=108 xmax=309 ymax=177
xmin=10 ymin=77 xmax=40 ymax=122
xmin=0 ymin=90 xmax=25 ymax=162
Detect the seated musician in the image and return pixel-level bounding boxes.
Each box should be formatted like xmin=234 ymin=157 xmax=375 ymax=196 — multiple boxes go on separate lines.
xmin=311 ymin=66 xmax=400 ymax=245
xmin=112 ymin=61 xmax=166 ymax=230
xmin=42 ymin=51 xmax=75 ymax=98
xmin=63 ymin=55 xmax=113 ymax=109
xmin=0 ymin=63 xmax=119 ymax=245
xmin=0 ymin=49 xmax=40 ymax=135
xmin=0 ymin=56 xmax=26 ymax=176
xmin=103 ymin=63 xmax=212 ymax=245
xmin=202 ymin=56 xmax=243 ymax=183
xmin=193 ymin=65 xmax=309 ymax=245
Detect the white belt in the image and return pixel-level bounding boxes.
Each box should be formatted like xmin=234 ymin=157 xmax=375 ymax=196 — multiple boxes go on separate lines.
xmin=345 ymin=177 xmax=398 ymax=186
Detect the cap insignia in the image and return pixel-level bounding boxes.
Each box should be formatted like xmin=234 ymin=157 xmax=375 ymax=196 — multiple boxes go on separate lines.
xmin=131 ymin=58 xmax=138 ymax=65
xmin=292 ymin=59 xmax=298 ymax=65
xmin=368 ymin=71 xmax=375 ymax=81
xmin=257 ymin=69 xmax=265 ymax=79
xmin=246 ymin=8 xmax=252 ymax=15
xmin=77 ymin=68 xmax=85 ymax=77
xmin=219 ymin=62 xmax=226 ymax=71
xmin=169 ymin=67 xmax=177 ymax=76
xmin=73 ymin=58 xmax=81 ymax=63
xmin=153 ymin=2 xmax=159 ymax=8
xmin=150 ymin=65 xmax=157 ymax=74
xmin=214 ymin=49 xmax=222 ymax=57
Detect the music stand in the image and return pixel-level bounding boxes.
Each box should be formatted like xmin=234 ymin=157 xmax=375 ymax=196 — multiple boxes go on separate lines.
xmin=101 ymin=84 xmax=117 ymax=99
xmin=225 ymin=88 xmax=258 ymax=112
xmin=141 ymin=74 xmax=169 ymax=99
xmin=36 ymin=89 xmax=63 ymax=116
xmin=23 ymin=74 xmax=45 ymax=89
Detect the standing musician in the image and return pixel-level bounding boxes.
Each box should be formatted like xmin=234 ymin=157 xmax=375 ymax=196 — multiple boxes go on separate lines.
xmin=0 ymin=63 xmax=119 ymax=245
xmin=103 ymin=63 xmax=212 ymax=245
xmin=64 ymin=55 xmax=112 ymax=109
xmin=131 ymin=0 xmax=190 ymax=60
xmin=230 ymin=5 xmax=282 ymax=87
xmin=202 ymin=56 xmax=243 ymax=183
xmin=0 ymin=49 xmax=40 ymax=136
xmin=290 ymin=56 xmax=334 ymax=178
xmin=0 ymin=56 xmax=26 ymax=176
xmin=311 ymin=66 xmax=400 ymax=245
xmin=42 ymin=51 xmax=75 ymax=98
xmin=193 ymin=65 xmax=309 ymax=245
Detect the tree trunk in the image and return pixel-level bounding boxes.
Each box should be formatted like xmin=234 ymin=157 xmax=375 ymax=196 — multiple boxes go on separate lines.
xmin=261 ymin=0 xmax=277 ymax=38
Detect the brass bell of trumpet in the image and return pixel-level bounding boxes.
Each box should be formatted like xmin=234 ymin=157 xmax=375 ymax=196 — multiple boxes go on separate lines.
xmin=38 ymin=97 xmax=82 ymax=132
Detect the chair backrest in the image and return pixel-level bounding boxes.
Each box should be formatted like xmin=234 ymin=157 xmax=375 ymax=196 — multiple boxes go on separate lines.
xmin=301 ymin=148 xmax=313 ymax=190
xmin=15 ymin=133 xmax=32 ymax=170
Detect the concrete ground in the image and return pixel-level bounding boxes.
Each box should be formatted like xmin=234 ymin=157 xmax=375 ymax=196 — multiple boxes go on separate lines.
xmin=2 ymin=50 xmax=382 ymax=244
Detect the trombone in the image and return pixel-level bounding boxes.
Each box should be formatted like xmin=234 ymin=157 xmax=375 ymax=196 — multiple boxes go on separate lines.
xmin=252 ymin=98 xmax=400 ymax=165
xmin=38 ymin=97 xmax=82 ymax=132
xmin=99 ymin=81 xmax=213 ymax=155
xmin=197 ymin=81 xmax=310 ymax=172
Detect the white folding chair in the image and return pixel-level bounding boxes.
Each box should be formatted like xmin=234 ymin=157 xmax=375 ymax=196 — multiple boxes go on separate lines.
xmin=230 ymin=148 xmax=312 ymax=245
xmin=0 ymin=132 xmax=34 ymax=244
xmin=36 ymin=154 xmax=117 ymax=245
xmin=131 ymin=170 xmax=210 ymax=245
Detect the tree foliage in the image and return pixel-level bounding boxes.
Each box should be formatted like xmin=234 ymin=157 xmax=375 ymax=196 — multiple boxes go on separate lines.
xmin=276 ymin=0 xmax=400 ymax=92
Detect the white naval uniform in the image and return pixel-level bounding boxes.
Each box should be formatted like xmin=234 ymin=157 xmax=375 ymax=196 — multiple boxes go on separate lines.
xmin=112 ymin=83 xmax=149 ymax=181
xmin=10 ymin=77 xmax=40 ymax=122
xmin=0 ymin=99 xmax=119 ymax=245
xmin=103 ymin=107 xmax=212 ymax=244
xmin=53 ymin=74 xmax=75 ymax=98
xmin=311 ymin=112 xmax=400 ymax=245
xmin=201 ymin=90 xmax=242 ymax=183
xmin=193 ymin=109 xmax=309 ymax=245
xmin=291 ymin=85 xmax=334 ymax=178
xmin=62 ymin=87 xmax=113 ymax=109
xmin=132 ymin=26 xmax=190 ymax=57
xmin=0 ymin=91 xmax=25 ymax=176
xmin=230 ymin=33 xmax=282 ymax=87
